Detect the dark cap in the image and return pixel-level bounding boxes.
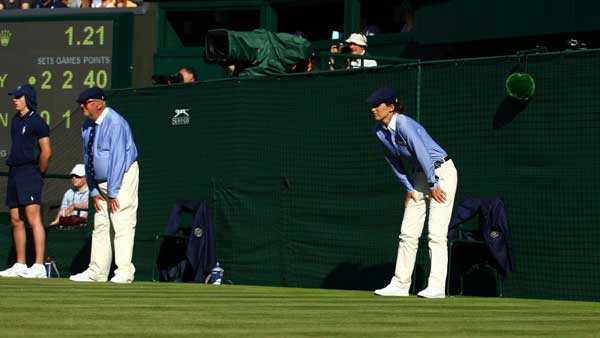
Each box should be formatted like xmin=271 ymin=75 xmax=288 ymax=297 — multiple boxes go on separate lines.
xmin=9 ymin=84 xmax=37 ymax=111
xmin=77 ymin=87 xmax=105 ymax=103
xmin=366 ymin=87 xmax=398 ymax=107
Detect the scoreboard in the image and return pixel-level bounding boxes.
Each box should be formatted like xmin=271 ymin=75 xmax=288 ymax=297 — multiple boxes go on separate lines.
xmin=0 ymin=15 xmax=132 ymax=175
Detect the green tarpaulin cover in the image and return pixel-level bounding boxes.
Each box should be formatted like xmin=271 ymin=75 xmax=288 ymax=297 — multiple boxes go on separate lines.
xmin=206 ymin=29 xmax=311 ymax=77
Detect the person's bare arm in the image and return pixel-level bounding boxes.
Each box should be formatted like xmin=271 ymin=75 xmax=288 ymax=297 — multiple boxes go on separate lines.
xmin=38 ymin=137 xmax=51 ymax=174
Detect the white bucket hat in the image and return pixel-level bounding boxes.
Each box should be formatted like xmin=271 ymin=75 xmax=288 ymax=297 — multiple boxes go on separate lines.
xmin=345 ymin=33 xmax=368 ymax=47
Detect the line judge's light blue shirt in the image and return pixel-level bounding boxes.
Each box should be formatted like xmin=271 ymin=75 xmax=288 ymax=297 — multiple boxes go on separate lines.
xmin=374 ymin=113 xmax=447 ymax=192
xmin=82 ymin=107 xmax=138 ymax=199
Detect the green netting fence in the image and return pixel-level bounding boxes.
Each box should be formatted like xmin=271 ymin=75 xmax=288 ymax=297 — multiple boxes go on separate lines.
xmin=1 ymin=49 xmax=599 ymax=301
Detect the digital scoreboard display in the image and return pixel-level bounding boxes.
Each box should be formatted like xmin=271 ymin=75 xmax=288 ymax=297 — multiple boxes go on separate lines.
xmin=0 ymin=20 xmax=114 ymax=174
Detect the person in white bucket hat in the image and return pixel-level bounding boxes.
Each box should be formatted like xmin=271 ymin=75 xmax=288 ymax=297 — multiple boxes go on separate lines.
xmin=329 ymin=33 xmax=377 ymax=70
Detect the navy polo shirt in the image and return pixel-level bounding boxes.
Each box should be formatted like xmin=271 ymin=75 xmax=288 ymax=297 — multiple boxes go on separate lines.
xmin=6 ymin=111 xmax=50 ymax=167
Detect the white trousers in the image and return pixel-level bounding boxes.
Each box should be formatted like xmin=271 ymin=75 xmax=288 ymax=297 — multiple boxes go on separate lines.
xmin=390 ymin=160 xmax=458 ymax=290
xmin=87 ymin=161 xmax=139 ymax=281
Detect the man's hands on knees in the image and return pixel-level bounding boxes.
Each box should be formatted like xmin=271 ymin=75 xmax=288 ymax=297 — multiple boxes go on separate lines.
xmin=404 ymin=191 xmax=418 ymax=208
xmin=93 ymin=195 xmax=121 ymax=212
xmin=109 ymin=198 xmax=120 ymax=212
xmin=430 ymin=187 xmax=447 ymax=204
xmin=404 ymin=188 xmax=447 ymax=207
xmin=93 ymin=195 xmax=104 ymax=211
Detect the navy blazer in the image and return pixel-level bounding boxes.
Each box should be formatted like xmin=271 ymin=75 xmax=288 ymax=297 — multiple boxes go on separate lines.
xmin=164 ymin=200 xmax=216 ymax=282
xmin=448 ymin=197 xmax=515 ymax=277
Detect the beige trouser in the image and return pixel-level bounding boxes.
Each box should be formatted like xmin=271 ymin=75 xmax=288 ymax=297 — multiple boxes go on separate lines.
xmin=87 ymin=161 xmax=139 ymax=281
xmin=390 ymin=160 xmax=458 ymax=291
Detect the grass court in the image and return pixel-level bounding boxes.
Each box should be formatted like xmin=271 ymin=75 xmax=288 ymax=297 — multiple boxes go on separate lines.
xmin=1 ymin=278 xmax=599 ymax=337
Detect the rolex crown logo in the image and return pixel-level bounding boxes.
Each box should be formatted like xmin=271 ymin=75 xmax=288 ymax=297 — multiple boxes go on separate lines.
xmin=0 ymin=29 xmax=12 ymax=47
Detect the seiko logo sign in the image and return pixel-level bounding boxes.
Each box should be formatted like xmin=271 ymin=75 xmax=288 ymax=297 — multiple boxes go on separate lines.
xmin=171 ymin=109 xmax=190 ymax=126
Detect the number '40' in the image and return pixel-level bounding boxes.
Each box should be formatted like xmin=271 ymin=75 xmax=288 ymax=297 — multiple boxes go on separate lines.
xmin=84 ymin=70 xmax=108 ymax=88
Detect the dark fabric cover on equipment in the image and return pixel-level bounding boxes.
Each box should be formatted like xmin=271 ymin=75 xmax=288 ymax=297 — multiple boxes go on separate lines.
xmin=162 ymin=200 xmax=216 ymax=282
xmin=205 ymin=28 xmax=311 ymax=77
xmin=448 ymin=197 xmax=515 ymax=277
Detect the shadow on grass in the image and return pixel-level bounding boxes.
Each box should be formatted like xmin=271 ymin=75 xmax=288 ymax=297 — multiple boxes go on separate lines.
xmin=320 ymin=262 xmax=427 ymax=292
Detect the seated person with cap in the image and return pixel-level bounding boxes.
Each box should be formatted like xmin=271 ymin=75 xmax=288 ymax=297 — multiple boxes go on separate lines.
xmin=329 ymin=33 xmax=378 ymax=70
xmin=50 ymin=164 xmax=89 ymax=227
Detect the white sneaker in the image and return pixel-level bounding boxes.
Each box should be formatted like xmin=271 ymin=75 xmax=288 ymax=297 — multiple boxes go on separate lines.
xmin=19 ymin=264 xmax=47 ymax=279
xmin=70 ymin=271 xmax=98 ymax=282
xmin=417 ymin=287 xmax=445 ymax=299
xmin=374 ymin=284 xmax=409 ymax=297
xmin=110 ymin=274 xmax=133 ymax=284
xmin=0 ymin=263 xmax=28 ymax=277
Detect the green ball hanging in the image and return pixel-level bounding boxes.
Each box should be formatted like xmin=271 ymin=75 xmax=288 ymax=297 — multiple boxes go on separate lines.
xmin=506 ymin=72 xmax=535 ymax=100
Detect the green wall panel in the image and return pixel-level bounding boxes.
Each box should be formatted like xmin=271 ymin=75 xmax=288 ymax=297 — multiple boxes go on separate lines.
xmin=107 ymin=51 xmax=600 ymax=301
xmin=2 ymin=49 xmax=596 ymax=301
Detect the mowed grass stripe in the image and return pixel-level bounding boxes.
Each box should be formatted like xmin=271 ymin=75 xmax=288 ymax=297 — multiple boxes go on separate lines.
xmin=1 ymin=279 xmax=599 ymax=338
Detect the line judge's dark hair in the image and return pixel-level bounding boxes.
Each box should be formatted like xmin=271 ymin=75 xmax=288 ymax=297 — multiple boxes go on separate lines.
xmin=386 ymin=99 xmax=405 ymax=114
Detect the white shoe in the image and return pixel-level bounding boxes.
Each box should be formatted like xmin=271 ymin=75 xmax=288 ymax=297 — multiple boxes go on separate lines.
xmin=110 ymin=274 xmax=133 ymax=284
xmin=374 ymin=284 xmax=409 ymax=297
xmin=0 ymin=263 xmax=28 ymax=277
xmin=70 ymin=271 xmax=98 ymax=282
xmin=417 ymin=287 xmax=445 ymax=298
xmin=19 ymin=264 xmax=47 ymax=279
